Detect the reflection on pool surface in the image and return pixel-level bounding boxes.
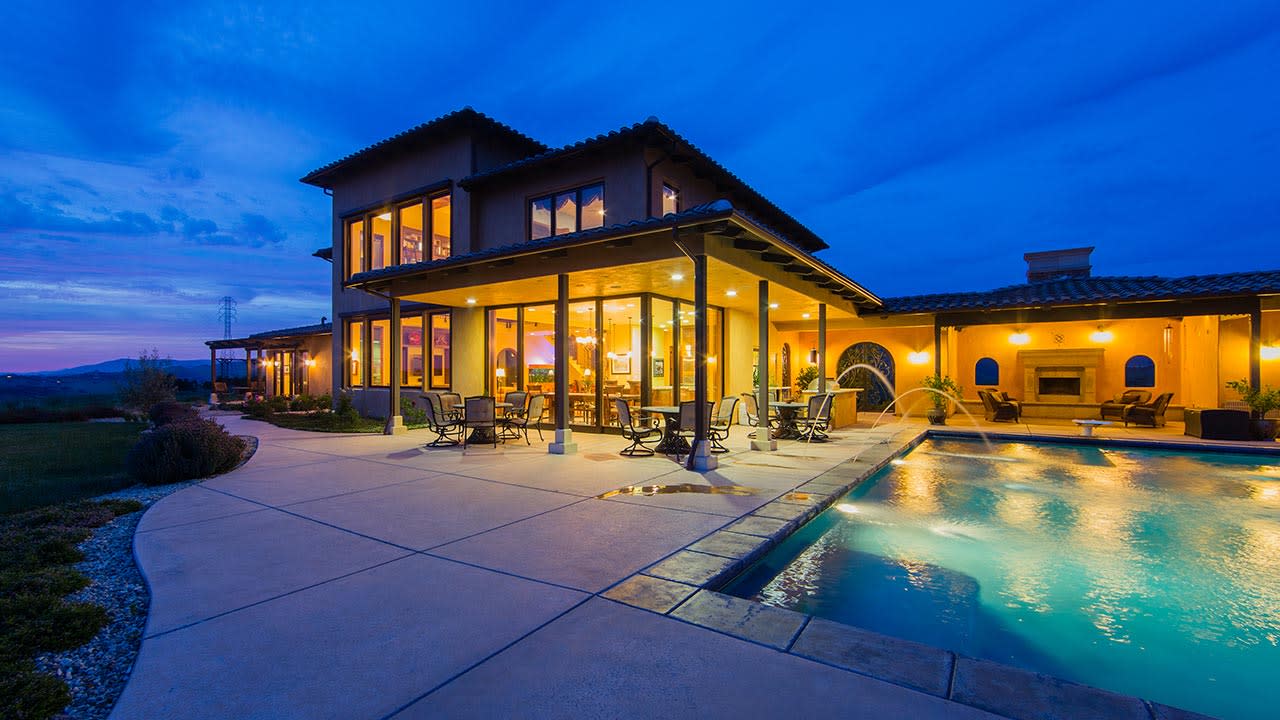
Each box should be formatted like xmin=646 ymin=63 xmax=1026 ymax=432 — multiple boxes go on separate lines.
xmin=723 ymin=439 xmax=1280 ymax=720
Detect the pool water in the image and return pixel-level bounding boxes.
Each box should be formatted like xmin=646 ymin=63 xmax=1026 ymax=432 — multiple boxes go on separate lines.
xmin=724 ymin=439 xmax=1280 ymax=720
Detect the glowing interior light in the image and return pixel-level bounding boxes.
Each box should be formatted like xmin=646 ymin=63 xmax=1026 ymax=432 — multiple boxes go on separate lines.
xmin=801 ymin=313 xmax=811 ymax=319
xmin=305 ymin=359 xmax=317 ymax=368
xmin=907 ymin=351 xmax=930 ymax=365
xmin=1008 ymin=331 xmax=1030 ymax=345
xmin=670 ymin=273 xmax=684 ymax=281
xmin=1090 ymin=328 xmax=1114 ymax=343
xmin=495 ymin=367 xmax=505 ymax=378
xmin=769 ymin=303 xmax=779 ymax=309
xmin=350 ymin=350 xmax=359 ymax=360
xmin=725 ymin=289 xmax=737 ymax=297
xmin=466 ymin=297 xmax=477 ymax=304
xmin=376 ymin=212 xmax=391 ymax=221
xmin=1261 ymin=346 xmax=1280 ymax=361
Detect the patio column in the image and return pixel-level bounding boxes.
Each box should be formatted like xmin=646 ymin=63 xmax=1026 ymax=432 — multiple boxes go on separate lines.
xmin=1250 ymin=300 xmax=1262 ymax=390
xmin=209 ymin=347 xmax=218 ymax=403
xmin=933 ymin=318 xmax=942 ymax=376
xmin=384 ymin=299 xmax=405 ymax=435
xmin=817 ymin=303 xmax=827 ymax=393
xmin=688 ymin=252 xmax=716 ymax=471
xmin=753 ymin=280 xmax=776 ymax=451
xmin=244 ymin=350 xmax=251 ymax=391
xmin=549 ymin=272 xmax=577 ymax=454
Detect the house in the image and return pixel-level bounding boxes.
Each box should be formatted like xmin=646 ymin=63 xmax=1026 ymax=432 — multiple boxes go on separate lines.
xmin=212 ymin=107 xmax=1280 ymax=463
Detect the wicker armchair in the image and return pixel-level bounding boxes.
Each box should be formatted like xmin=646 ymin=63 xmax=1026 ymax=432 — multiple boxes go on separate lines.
xmin=1123 ymin=392 xmax=1173 ymax=428
xmin=1100 ymin=389 xmax=1152 ymax=421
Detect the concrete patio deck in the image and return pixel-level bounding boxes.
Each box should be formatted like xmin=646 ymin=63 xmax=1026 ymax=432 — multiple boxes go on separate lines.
xmin=110 ymin=414 xmax=1266 ymax=719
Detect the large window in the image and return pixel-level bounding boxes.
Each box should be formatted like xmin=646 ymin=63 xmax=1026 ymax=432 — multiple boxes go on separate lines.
xmin=401 ymin=315 xmax=423 ymax=387
xmin=346 ymin=320 xmax=364 ymax=387
xmin=346 ymin=219 xmax=364 ymax=279
xmin=429 ymin=313 xmax=451 ymax=389
xmin=398 ymin=202 xmax=423 ymax=266
xmin=530 ymin=183 xmax=604 ymax=239
xmin=342 ymin=191 xmax=451 ymax=278
xmin=370 ymin=319 xmax=390 ymax=386
xmin=489 ymin=307 xmax=519 ymax=397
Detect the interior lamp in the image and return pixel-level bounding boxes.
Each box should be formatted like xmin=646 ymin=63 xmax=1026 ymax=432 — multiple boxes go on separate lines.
xmin=1090 ymin=326 xmax=1114 ymax=343
xmin=495 ymin=367 xmax=506 ymax=378
xmin=1008 ymin=331 xmax=1030 ymax=345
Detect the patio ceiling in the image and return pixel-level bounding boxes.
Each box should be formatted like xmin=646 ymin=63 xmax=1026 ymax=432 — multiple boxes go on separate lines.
xmin=398 ymin=257 xmax=858 ymax=323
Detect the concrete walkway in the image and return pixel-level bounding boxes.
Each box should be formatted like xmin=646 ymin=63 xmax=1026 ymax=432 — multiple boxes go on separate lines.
xmin=110 ymin=416 xmax=1002 ymax=719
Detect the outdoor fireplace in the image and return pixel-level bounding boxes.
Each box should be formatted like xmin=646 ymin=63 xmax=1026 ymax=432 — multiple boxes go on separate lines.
xmin=1039 ymin=376 xmax=1081 ymax=396
xmin=1018 ymin=348 xmax=1104 ymax=403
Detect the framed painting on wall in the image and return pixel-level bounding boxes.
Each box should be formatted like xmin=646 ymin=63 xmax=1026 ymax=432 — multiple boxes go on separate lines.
xmin=611 ymin=355 xmax=631 ymax=375
xmin=652 ymin=358 xmax=665 ymax=378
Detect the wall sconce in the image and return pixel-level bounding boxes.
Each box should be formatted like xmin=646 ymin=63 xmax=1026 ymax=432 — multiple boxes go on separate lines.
xmin=350 ymin=350 xmax=360 ymax=361
xmin=1163 ymin=323 xmax=1173 ymax=359
xmin=807 ymin=348 xmax=818 ymax=364
xmin=907 ymin=350 xmax=930 ymax=365
xmin=495 ymin=367 xmax=506 ymax=379
xmin=1008 ymin=331 xmax=1030 ymax=345
xmin=1089 ymin=326 xmax=1114 ymax=343
xmin=1262 ymin=346 xmax=1280 ymax=361
xmin=305 ymin=359 xmax=317 ymax=368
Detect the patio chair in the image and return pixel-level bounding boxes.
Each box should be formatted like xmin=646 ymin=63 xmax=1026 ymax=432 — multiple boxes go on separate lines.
xmin=1123 ymin=392 xmax=1174 ymax=428
xmin=1100 ymin=389 xmax=1152 ymax=421
xmin=502 ymin=394 xmax=545 ymax=445
xmin=797 ymin=393 xmax=833 ymax=442
xmin=462 ymin=396 xmax=498 ymax=450
xmin=986 ymin=388 xmax=1021 ymax=417
xmin=420 ymin=395 xmax=463 ymax=447
xmin=708 ymin=396 xmax=739 ymax=453
xmin=615 ymin=398 xmax=661 ymax=456
xmin=503 ymin=391 xmax=528 ymax=418
xmin=739 ymin=393 xmax=774 ymax=439
xmin=439 ymin=392 xmax=463 ymax=418
xmin=675 ymin=400 xmax=714 ymax=461
xmin=978 ymin=389 xmax=1020 ymax=422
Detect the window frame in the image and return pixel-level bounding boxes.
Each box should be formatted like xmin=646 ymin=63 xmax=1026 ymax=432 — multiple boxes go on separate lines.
xmin=528 ymin=182 xmax=605 ymax=240
xmin=661 ymin=182 xmax=680 ymax=216
xmin=340 ymin=188 xmax=452 ymax=278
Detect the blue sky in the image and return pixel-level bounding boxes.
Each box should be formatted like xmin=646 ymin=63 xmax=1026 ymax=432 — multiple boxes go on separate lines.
xmin=1 ymin=1 xmax=1277 ymax=371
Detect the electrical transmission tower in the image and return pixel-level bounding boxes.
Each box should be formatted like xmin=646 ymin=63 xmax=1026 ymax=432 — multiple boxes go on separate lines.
xmin=217 ymin=296 xmax=237 ymax=380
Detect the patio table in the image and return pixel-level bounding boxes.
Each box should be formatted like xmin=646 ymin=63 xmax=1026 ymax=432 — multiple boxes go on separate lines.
xmin=464 ymin=401 xmax=511 ymax=444
xmin=769 ymin=401 xmax=808 ymax=440
xmin=639 ymin=405 xmax=688 ymax=455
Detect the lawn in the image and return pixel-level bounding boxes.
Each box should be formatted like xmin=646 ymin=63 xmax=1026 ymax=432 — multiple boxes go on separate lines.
xmin=243 ymin=412 xmax=392 ymax=433
xmin=0 ymin=423 xmax=144 ymax=515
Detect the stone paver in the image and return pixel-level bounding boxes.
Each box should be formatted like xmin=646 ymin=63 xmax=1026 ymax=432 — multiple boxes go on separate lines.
xmin=392 ymin=598 xmax=1001 ymax=719
xmin=669 ymin=590 xmax=807 ymax=650
xmin=602 ymin=575 xmax=698 ymax=613
xmin=791 ymin=617 xmax=955 ymax=697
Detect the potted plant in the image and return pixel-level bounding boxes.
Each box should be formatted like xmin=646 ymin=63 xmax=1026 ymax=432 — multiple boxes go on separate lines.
xmin=921 ymin=375 xmax=962 ymax=425
xmin=1225 ymin=379 xmax=1280 ymax=440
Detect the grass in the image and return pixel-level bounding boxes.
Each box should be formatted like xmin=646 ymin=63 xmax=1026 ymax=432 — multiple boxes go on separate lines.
xmin=0 ymin=498 xmax=144 ymax=719
xmin=243 ymin=412 xmax=388 ymax=433
xmin=0 ymin=423 xmax=144 ymax=515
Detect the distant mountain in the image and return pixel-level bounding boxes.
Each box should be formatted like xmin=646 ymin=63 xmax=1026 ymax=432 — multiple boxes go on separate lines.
xmin=38 ymin=358 xmax=212 ymax=376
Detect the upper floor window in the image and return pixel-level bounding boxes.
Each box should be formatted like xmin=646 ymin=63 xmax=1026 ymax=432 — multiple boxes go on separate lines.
xmin=661 ymin=183 xmax=679 ymax=216
xmin=530 ymin=183 xmax=604 ymax=240
xmin=343 ymin=191 xmax=451 ymax=280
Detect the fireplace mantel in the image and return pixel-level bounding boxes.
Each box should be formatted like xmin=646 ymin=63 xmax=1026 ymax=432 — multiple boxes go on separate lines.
xmin=1018 ymin=348 xmax=1104 ymax=402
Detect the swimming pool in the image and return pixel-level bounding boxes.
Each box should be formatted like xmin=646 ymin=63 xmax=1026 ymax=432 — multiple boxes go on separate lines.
xmin=724 ymin=438 xmax=1280 ymax=720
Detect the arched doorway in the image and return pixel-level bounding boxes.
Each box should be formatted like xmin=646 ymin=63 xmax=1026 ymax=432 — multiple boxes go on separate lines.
xmin=836 ymin=342 xmax=895 ymax=411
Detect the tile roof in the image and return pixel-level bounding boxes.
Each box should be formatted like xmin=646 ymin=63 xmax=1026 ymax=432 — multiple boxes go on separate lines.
xmin=249 ymin=322 xmax=333 ymax=339
xmin=300 ymin=108 xmax=547 ymax=187
xmin=880 ymin=271 xmax=1280 ymax=314
xmin=458 ymin=117 xmax=830 ymax=252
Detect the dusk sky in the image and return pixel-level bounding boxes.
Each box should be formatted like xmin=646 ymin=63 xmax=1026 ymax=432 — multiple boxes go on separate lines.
xmin=2 ymin=2 xmax=1278 ymax=372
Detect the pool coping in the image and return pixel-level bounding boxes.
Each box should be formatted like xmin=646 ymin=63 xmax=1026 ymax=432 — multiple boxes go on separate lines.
xmin=603 ymin=429 xmax=1224 ymax=720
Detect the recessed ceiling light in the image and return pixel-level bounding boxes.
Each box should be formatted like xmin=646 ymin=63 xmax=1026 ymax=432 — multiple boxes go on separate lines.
xmin=670 ymin=273 xmax=683 ymax=281
xmin=466 ymin=298 xmax=477 ymax=304
xmin=769 ymin=302 xmax=779 ymax=309
xmin=725 ymin=290 xmax=737 ymax=297
xmin=802 ymin=312 xmax=811 ymax=319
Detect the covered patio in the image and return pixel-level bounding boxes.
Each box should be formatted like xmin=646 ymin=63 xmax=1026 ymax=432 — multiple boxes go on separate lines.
xmin=347 ymin=202 xmax=881 ymax=468
xmin=205 ymin=322 xmax=332 ymax=402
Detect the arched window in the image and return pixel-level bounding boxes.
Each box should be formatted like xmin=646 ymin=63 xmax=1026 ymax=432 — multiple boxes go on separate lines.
xmin=974 ymin=357 xmax=999 ymax=386
xmin=1124 ymin=355 xmax=1155 ymax=387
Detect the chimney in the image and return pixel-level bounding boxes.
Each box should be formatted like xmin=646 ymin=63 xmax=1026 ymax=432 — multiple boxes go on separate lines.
xmin=1024 ymin=246 xmax=1093 ymax=282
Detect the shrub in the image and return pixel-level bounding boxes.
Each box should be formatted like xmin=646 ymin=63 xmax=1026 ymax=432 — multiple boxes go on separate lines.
xmin=400 ymin=396 xmax=426 ymax=425
xmin=126 ymin=419 xmax=246 ymax=486
xmin=118 ymin=349 xmax=177 ymax=411
xmin=149 ymin=401 xmax=198 ymax=427
xmin=335 ymin=393 xmax=359 ymax=423
xmin=794 ymin=365 xmax=820 ymax=392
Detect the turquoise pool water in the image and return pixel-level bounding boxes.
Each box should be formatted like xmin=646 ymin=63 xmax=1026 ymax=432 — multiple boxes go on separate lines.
xmin=724 ymin=439 xmax=1280 ymax=720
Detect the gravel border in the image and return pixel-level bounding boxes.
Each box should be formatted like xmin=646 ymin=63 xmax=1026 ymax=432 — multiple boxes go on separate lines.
xmin=33 ymin=435 xmax=258 ymax=720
